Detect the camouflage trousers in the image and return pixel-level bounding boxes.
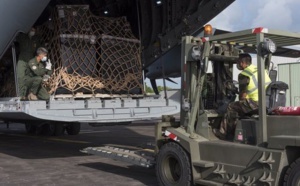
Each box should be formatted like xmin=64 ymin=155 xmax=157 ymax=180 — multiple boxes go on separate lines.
xmin=219 ymin=99 xmax=258 ymax=137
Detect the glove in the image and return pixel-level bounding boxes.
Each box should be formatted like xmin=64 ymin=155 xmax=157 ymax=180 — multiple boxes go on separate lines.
xmin=45 ymin=59 xmax=52 ymax=70
xmin=43 ymin=74 xmax=50 ymax=81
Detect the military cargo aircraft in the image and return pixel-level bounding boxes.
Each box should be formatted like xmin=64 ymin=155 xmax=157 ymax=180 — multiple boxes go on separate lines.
xmin=0 ymin=0 xmax=235 ymax=135
xmin=0 ymin=0 xmax=235 ymax=80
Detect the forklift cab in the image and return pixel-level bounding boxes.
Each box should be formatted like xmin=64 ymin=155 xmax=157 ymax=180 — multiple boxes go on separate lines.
xmin=234 ymin=80 xmax=289 ymax=145
xmin=180 ymin=27 xmax=300 ymax=145
xmin=155 ymin=28 xmax=300 ymax=186
xmin=242 ymin=80 xmax=289 ymax=117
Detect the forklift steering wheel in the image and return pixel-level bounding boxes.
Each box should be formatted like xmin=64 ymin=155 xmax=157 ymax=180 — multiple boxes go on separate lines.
xmin=224 ymin=80 xmax=239 ymax=95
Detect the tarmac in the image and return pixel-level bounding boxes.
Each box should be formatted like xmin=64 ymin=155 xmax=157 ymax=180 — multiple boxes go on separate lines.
xmin=0 ymin=121 xmax=158 ymax=186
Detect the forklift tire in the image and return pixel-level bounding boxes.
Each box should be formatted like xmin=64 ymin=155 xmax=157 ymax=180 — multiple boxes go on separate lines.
xmin=25 ymin=123 xmax=37 ymax=134
xmin=66 ymin=123 xmax=81 ymax=135
xmin=156 ymin=142 xmax=192 ymax=186
xmin=283 ymin=158 xmax=300 ymax=186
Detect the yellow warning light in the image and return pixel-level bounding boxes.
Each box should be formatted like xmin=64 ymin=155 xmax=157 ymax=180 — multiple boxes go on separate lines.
xmin=204 ymin=24 xmax=213 ymax=36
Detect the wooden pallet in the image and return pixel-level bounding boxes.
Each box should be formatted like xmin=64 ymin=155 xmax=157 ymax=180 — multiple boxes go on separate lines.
xmin=54 ymin=92 xmax=156 ymax=99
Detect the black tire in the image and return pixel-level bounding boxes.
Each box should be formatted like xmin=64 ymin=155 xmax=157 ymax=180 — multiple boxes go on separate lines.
xmin=52 ymin=122 xmax=65 ymax=136
xmin=25 ymin=123 xmax=37 ymax=134
xmin=283 ymin=158 xmax=300 ymax=186
xmin=40 ymin=123 xmax=55 ymax=136
xmin=156 ymin=142 xmax=193 ymax=186
xmin=66 ymin=123 xmax=81 ymax=135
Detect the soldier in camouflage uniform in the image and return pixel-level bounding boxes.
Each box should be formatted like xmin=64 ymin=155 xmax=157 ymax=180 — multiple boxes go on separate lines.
xmin=17 ymin=47 xmax=52 ymax=100
xmin=214 ymin=53 xmax=271 ymax=139
xmin=16 ymin=60 xmax=30 ymax=100
xmin=16 ymin=27 xmax=41 ymax=62
xmin=16 ymin=27 xmax=42 ymax=99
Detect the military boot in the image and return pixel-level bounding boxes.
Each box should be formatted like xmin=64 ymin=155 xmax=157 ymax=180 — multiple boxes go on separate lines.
xmin=28 ymin=93 xmax=38 ymax=101
xmin=20 ymin=96 xmax=28 ymax=101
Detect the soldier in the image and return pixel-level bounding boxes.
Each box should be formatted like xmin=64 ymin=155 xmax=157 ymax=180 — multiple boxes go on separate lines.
xmin=16 ymin=60 xmax=29 ymax=100
xmin=16 ymin=27 xmax=42 ymax=99
xmin=16 ymin=27 xmax=41 ymax=62
xmin=18 ymin=47 xmax=52 ymax=100
xmin=213 ymin=53 xmax=271 ymax=139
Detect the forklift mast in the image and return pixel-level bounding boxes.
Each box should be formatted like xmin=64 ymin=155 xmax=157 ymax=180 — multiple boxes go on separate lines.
xmin=180 ymin=35 xmax=239 ymax=139
xmin=180 ymin=27 xmax=300 ymax=145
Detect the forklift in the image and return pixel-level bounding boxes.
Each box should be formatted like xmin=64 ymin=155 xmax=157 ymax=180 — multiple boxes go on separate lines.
xmin=82 ymin=27 xmax=300 ymax=186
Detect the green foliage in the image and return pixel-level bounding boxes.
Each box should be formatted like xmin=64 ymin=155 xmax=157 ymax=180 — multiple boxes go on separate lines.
xmin=157 ymin=86 xmax=171 ymax=92
xmin=144 ymin=83 xmax=171 ymax=93
xmin=145 ymin=83 xmax=154 ymax=93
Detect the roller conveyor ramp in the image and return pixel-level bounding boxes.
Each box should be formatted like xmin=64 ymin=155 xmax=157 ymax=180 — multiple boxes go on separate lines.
xmin=0 ymin=96 xmax=180 ymax=123
xmin=81 ymin=143 xmax=156 ymax=168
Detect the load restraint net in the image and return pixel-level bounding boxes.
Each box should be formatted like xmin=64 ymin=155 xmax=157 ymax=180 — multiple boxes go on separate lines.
xmin=38 ymin=5 xmax=143 ymax=95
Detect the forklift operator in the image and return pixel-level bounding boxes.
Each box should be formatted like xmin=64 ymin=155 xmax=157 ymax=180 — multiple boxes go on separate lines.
xmin=213 ymin=53 xmax=271 ymax=139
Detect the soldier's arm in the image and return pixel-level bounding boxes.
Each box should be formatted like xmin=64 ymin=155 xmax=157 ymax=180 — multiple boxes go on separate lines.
xmin=46 ymin=69 xmax=53 ymax=75
xmin=29 ymin=62 xmax=47 ymax=76
xmin=45 ymin=60 xmax=53 ymax=75
xmin=238 ymin=74 xmax=249 ymax=100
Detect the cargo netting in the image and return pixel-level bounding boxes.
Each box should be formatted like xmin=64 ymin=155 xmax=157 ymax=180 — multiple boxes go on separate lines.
xmin=38 ymin=5 xmax=143 ymax=95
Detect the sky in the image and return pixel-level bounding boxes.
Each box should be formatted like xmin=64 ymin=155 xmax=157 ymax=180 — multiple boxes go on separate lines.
xmin=209 ymin=0 xmax=300 ymax=32
xmin=145 ymin=0 xmax=300 ymax=89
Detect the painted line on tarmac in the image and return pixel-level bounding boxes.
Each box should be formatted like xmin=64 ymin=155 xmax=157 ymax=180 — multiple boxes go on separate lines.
xmin=80 ymin=130 xmax=109 ymax=134
xmin=6 ymin=134 xmax=90 ymax=144
xmin=4 ymin=134 xmax=37 ymax=138
xmin=48 ymin=138 xmax=90 ymax=144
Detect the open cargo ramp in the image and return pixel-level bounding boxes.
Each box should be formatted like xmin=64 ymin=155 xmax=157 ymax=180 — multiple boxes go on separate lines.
xmin=0 ymin=96 xmax=180 ymax=123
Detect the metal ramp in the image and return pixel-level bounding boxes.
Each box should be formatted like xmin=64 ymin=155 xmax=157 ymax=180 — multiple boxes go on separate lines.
xmin=0 ymin=96 xmax=180 ymax=123
xmin=81 ymin=145 xmax=155 ymax=168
